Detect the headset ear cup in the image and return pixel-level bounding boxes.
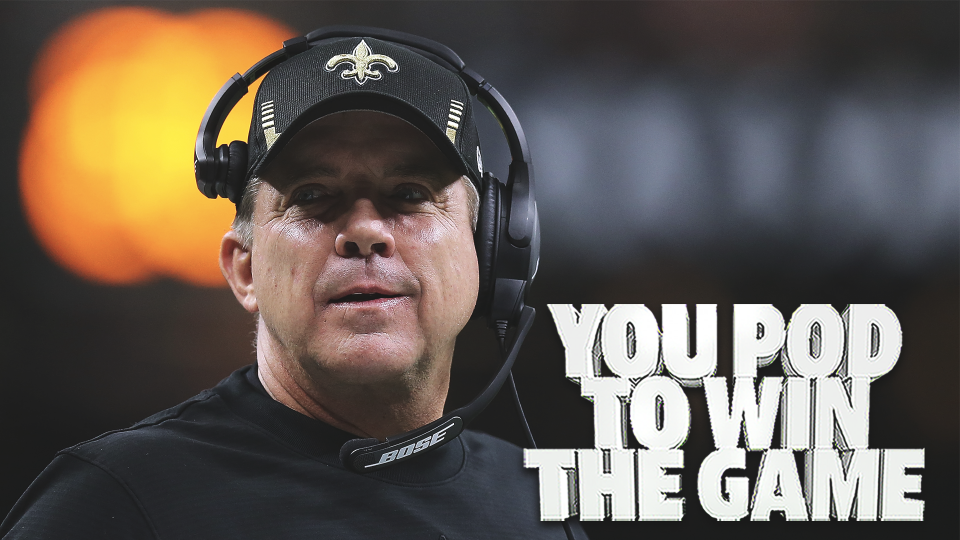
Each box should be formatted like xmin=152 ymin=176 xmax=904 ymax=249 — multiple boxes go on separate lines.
xmin=224 ymin=141 xmax=249 ymax=204
xmin=472 ymin=173 xmax=500 ymax=320
xmin=214 ymin=144 xmax=231 ymax=199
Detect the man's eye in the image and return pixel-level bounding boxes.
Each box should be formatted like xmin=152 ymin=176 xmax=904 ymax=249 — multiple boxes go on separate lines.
xmin=394 ymin=186 xmax=428 ymax=202
xmin=291 ymin=187 xmax=327 ymax=204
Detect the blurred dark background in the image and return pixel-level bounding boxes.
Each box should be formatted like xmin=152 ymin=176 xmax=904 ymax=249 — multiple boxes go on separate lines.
xmin=0 ymin=1 xmax=956 ymax=536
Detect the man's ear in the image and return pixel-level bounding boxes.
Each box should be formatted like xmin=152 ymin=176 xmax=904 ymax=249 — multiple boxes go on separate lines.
xmin=220 ymin=230 xmax=258 ymax=313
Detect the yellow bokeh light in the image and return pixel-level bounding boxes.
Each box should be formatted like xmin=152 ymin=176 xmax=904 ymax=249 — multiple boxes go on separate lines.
xmin=19 ymin=7 xmax=294 ymax=285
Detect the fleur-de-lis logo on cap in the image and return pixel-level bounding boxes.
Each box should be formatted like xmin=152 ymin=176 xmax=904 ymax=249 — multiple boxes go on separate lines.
xmin=325 ymin=40 xmax=399 ymax=85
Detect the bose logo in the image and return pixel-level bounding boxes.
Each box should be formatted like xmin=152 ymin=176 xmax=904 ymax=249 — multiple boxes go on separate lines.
xmin=366 ymin=422 xmax=456 ymax=468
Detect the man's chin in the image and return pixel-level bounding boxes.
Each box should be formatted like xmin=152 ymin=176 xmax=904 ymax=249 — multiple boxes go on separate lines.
xmin=310 ymin=338 xmax=425 ymax=386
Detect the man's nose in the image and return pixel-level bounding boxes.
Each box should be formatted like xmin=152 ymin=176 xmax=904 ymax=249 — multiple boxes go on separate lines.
xmin=334 ymin=199 xmax=396 ymax=258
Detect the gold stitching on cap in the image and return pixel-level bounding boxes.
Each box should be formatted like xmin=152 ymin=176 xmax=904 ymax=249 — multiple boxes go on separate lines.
xmin=445 ymin=99 xmax=464 ymax=143
xmin=261 ymin=100 xmax=281 ymax=149
xmin=325 ymin=40 xmax=399 ymax=85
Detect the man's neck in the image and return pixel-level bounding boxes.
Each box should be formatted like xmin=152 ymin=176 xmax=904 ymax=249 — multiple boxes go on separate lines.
xmin=254 ymin=325 xmax=449 ymax=441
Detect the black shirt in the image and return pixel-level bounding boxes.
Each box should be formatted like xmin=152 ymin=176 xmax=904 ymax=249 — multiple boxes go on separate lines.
xmin=1 ymin=366 xmax=584 ymax=539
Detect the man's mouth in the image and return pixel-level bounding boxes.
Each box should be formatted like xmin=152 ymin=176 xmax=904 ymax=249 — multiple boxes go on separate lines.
xmin=331 ymin=292 xmax=402 ymax=304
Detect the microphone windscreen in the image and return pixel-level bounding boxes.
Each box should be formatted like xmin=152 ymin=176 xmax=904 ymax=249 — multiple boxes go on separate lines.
xmin=339 ymin=437 xmax=379 ymax=468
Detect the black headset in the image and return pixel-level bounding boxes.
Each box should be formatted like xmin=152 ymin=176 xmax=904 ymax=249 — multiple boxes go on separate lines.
xmin=196 ymin=24 xmax=541 ymax=470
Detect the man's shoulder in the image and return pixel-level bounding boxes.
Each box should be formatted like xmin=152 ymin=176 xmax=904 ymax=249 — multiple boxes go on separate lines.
xmin=0 ymin=384 xmax=241 ymax=539
xmin=59 ymin=368 xmax=254 ymax=469
xmin=63 ymin=382 xmax=238 ymax=468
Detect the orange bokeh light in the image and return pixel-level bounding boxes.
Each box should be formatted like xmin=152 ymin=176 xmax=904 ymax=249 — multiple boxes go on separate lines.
xmin=20 ymin=8 xmax=294 ymax=285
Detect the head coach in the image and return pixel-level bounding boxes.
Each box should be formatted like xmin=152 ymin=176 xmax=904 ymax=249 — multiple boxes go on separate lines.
xmin=1 ymin=26 xmax=586 ymax=540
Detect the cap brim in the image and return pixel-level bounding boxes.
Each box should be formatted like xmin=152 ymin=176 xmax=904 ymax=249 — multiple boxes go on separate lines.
xmin=248 ymin=93 xmax=476 ymax=186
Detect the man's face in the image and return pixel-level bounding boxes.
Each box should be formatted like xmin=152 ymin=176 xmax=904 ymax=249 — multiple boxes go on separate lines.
xmin=247 ymin=111 xmax=478 ymax=392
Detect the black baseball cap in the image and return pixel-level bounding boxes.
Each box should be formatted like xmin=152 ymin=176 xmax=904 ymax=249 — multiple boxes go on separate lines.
xmin=245 ymin=37 xmax=484 ymax=188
